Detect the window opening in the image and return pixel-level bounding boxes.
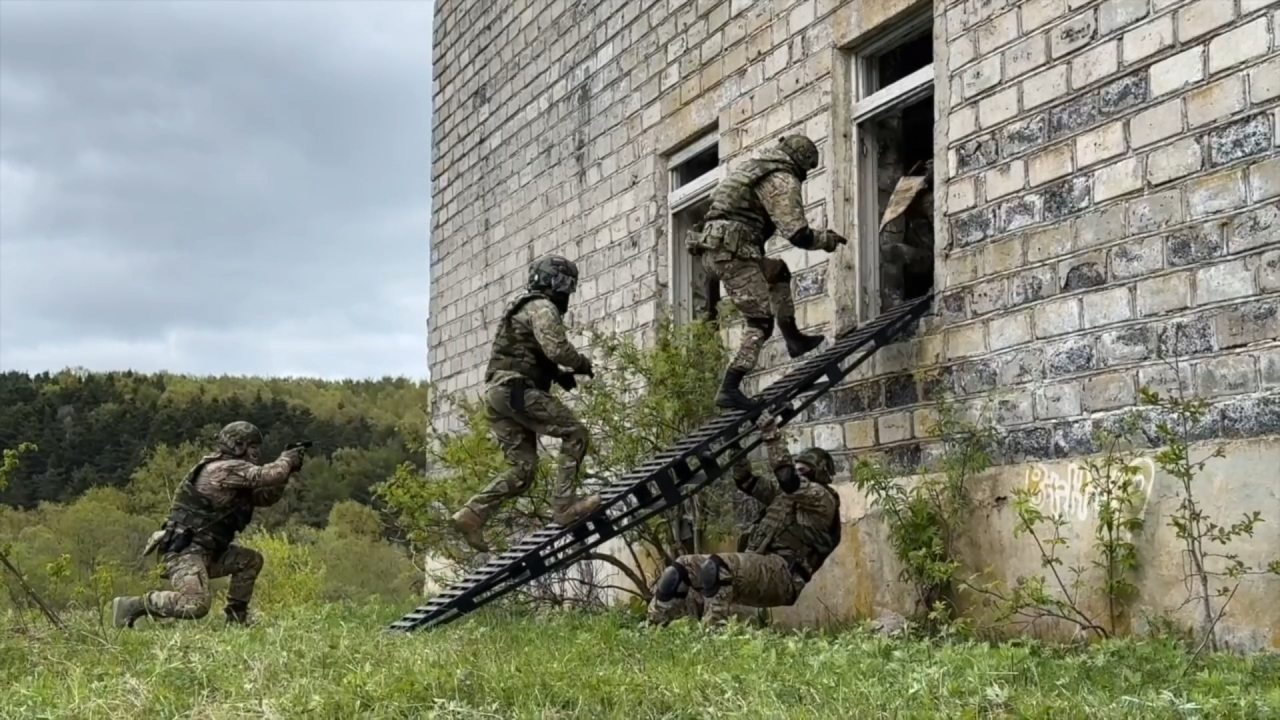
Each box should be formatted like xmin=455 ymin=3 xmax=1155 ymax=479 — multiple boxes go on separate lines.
xmin=668 ymin=131 xmax=723 ymax=325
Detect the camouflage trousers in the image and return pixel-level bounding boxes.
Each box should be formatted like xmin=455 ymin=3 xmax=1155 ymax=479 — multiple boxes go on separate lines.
xmin=647 ymin=551 xmax=806 ymax=626
xmin=465 ymin=380 xmax=590 ymax=523
xmin=143 ymin=545 xmax=263 ymax=619
xmin=704 ymin=250 xmax=795 ymax=373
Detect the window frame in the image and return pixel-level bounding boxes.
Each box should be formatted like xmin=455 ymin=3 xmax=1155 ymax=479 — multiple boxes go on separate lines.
xmin=666 ymin=131 xmax=723 ymax=326
xmin=850 ymin=10 xmax=936 ymax=322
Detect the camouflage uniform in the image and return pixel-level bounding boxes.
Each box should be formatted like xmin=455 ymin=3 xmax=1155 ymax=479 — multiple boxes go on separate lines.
xmin=647 ymin=417 xmax=842 ymax=626
xmin=451 ymin=256 xmax=601 ymax=552
xmin=110 ymin=421 xmax=305 ymax=627
xmin=692 ymin=135 xmax=849 ymax=410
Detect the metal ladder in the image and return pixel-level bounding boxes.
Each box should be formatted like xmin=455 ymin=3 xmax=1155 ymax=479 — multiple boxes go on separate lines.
xmin=388 ymin=293 xmax=933 ymax=633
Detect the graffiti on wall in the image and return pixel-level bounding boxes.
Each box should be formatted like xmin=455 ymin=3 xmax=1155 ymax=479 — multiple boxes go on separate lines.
xmin=1022 ymin=457 xmax=1157 ymax=523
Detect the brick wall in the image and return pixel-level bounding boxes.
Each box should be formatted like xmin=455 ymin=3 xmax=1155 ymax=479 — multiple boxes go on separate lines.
xmin=429 ymin=0 xmax=1279 ymax=464
xmin=791 ymin=0 xmax=1280 ymax=476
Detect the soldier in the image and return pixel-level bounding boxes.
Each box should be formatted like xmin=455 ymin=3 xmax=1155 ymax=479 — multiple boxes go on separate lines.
xmin=646 ymin=412 xmax=842 ymax=627
xmin=450 ymin=255 xmax=601 ymax=552
xmin=690 ymin=134 xmax=850 ymax=411
xmin=110 ymin=421 xmax=305 ymax=627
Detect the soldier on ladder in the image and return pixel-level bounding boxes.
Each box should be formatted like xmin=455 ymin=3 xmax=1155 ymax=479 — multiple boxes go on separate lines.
xmin=687 ymin=134 xmax=850 ymax=411
xmin=450 ymin=255 xmax=602 ymax=552
xmin=646 ymin=411 xmax=842 ymax=626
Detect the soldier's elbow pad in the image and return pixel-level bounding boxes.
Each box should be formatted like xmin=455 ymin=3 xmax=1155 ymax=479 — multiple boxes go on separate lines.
xmin=788 ymin=227 xmax=816 ymax=250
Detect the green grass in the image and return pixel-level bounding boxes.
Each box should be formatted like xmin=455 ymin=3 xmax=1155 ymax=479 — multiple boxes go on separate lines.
xmin=4 ymin=604 xmax=1279 ymax=718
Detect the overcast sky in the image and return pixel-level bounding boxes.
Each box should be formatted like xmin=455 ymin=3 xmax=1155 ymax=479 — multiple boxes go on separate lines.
xmin=0 ymin=0 xmax=432 ymax=380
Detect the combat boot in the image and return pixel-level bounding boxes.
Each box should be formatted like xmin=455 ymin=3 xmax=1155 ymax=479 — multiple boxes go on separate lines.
xmin=111 ymin=595 xmax=148 ymax=628
xmin=451 ymin=506 xmax=490 ymax=553
xmin=551 ymin=494 xmax=602 ymax=526
xmin=778 ymin=317 xmax=825 ymax=359
xmin=224 ymin=600 xmax=251 ymax=626
xmin=714 ymin=368 xmax=758 ymax=412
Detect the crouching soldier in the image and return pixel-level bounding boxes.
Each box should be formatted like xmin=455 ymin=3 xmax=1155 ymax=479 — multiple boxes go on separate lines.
xmin=647 ymin=412 xmax=842 ymax=626
xmin=110 ymin=421 xmax=305 ymax=627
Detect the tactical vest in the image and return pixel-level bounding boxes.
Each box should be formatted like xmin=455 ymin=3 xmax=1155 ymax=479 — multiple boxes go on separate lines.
xmin=746 ymin=483 xmax=842 ymax=579
xmin=703 ymin=151 xmax=805 ymax=249
xmin=484 ymin=291 xmax=563 ymax=391
xmin=165 ymin=454 xmax=255 ymax=555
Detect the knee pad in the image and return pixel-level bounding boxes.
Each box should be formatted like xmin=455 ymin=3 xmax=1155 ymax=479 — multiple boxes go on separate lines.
xmin=698 ymin=554 xmax=731 ymax=598
xmin=745 ymin=316 xmax=775 ymax=340
xmin=654 ymin=563 xmax=690 ymax=602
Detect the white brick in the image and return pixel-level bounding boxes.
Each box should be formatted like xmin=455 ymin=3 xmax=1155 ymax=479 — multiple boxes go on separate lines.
xmin=1208 ymin=18 xmax=1271 ymax=74
xmin=1083 ymin=286 xmax=1133 ymax=328
xmin=1249 ymin=156 xmax=1280 ymax=202
xmin=1130 ymin=99 xmax=1184 ymax=148
xmin=952 ymin=104 xmax=979 ymax=139
xmin=1192 ymin=78 xmax=1250 ymax=134
xmin=1187 ymin=170 xmax=1247 ymax=219
xmin=878 ymin=413 xmax=914 ymax=443
xmin=979 ymin=87 xmax=1020 ymax=128
xmin=1023 ymin=0 xmax=1067 ymax=32
xmin=1071 ymin=41 xmax=1119 ymax=90
xmin=1195 ymin=259 xmax=1255 ymax=305
xmin=949 ymin=177 xmax=978 ymax=212
xmin=1100 ymin=0 xmax=1150 ymax=35
xmin=1094 ymin=156 xmax=1144 ymax=201
xmin=1242 ymin=0 xmax=1275 ymax=12
xmin=962 ymin=55 xmax=1003 ymax=99
xmin=1034 ymin=297 xmax=1082 ymax=338
xmin=1250 ymin=57 xmax=1280 ymax=104
xmin=1023 ymin=64 xmax=1070 ymax=109
xmin=1122 ymin=14 xmax=1174 ymax=65
xmin=1150 ymin=47 xmax=1204 ymax=98
xmin=950 ymin=32 xmax=978 ymax=72
xmin=1147 ymin=137 xmax=1203 ymax=186
xmin=985 ymin=160 xmax=1027 ymax=200
xmin=1006 ymin=36 xmax=1049 ymax=79
xmin=1029 ymin=143 xmax=1075 ymax=186
xmin=1137 ymin=272 xmax=1191 ymax=316
xmin=989 ymin=311 xmax=1034 ymax=350
xmin=977 ymin=10 xmax=1021 ymax=55
xmin=1177 ymin=0 xmax=1237 ymax=42
xmin=1076 ymin=121 xmax=1127 ymax=167
xmin=1052 ymin=12 xmax=1098 ymax=58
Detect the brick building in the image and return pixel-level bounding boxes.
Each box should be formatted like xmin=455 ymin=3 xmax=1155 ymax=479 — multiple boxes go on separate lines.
xmin=428 ymin=1 xmax=1279 ymax=644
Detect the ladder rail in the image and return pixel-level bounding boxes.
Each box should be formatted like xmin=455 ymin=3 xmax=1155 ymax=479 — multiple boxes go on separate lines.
xmin=389 ymin=294 xmax=932 ymax=632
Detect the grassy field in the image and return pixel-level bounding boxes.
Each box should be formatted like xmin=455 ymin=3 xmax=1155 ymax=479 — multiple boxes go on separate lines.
xmin=4 ymin=604 xmax=1279 ymax=718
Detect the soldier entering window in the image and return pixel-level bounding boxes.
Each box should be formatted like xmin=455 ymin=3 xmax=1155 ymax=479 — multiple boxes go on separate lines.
xmin=687 ymin=134 xmax=849 ymax=411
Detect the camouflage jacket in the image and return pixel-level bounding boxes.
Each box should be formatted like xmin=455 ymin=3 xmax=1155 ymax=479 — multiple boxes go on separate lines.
xmin=485 ymin=292 xmax=589 ymax=392
xmin=732 ymin=438 xmax=841 ymax=578
xmin=700 ymin=146 xmax=842 ymax=257
xmin=164 ymin=452 xmax=295 ymax=554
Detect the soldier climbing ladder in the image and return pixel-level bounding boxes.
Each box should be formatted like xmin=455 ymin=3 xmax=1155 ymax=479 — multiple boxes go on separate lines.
xmin=388 ymin=293 xmax=933 ymax=633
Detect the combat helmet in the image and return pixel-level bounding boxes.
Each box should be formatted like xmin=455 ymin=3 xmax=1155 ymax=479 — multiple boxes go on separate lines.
xmin=216 ymin=421 xmax=263 ymax=458
xmin=794 ymin=447 xmax=835 ymax=485
xmin=528 ymin=255 xmax=579 ymax=296
xmin=778 ymin=134 xmax=820 ymax=173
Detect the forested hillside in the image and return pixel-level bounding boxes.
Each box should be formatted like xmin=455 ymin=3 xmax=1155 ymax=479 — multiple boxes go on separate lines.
xmin=0 ymin=369 xmax=429 ymax=527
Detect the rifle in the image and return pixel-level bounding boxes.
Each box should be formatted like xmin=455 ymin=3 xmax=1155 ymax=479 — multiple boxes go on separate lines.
xmin=285 ymin=440 xmax=313 ymax=451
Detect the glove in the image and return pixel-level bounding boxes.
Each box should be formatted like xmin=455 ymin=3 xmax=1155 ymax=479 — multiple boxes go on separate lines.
xmin=823 ymin=229 xmax=849 ymax=250
xmin=755 ymin=412 xmax=782 ymax=442
xmin=282 ymin=447 xmax=306 ymax=472
xmin=555 ymin=370 xmax=578 ymax=392
xmin=575 ymin=356 xmax=594 ymax=378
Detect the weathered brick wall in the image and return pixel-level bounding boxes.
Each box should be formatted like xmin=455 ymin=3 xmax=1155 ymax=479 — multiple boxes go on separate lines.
xmin=783 ymin=0 xmax=1280 ymax=474
xmin=429 ymin=0 xmax=1278 ymax=456
xmin=428 ymin=0 xmax=858 ymax=431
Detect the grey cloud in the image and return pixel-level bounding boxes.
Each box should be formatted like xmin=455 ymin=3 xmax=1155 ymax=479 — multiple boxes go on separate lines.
xmin=0 ymin=0 xmax=431 ymax=378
